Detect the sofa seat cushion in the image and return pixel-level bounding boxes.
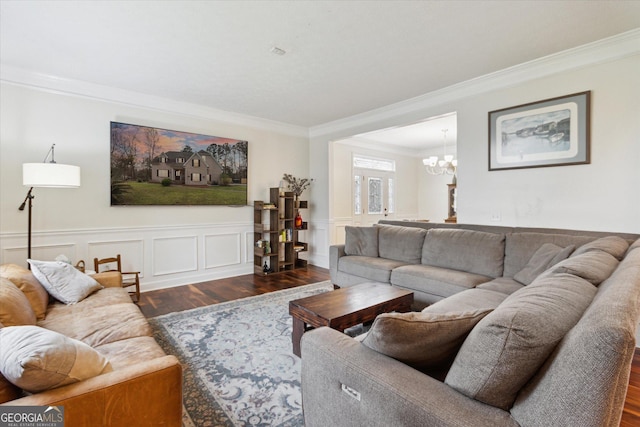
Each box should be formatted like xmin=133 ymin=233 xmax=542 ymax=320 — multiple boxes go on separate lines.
xmin=513 ymin=243 xmax=575 ymax=285
xmin=378 ymin=225 xmax=427 ymax=264
xmin=476 ymin=277 xmax=525 ymax=296
xmin=361 ymin=288 xmax=507 ymax=370
xmin=0 ymin=278 xmax=36 ymax=326
xmin=344 ymin=226 xmax=379 ymax=257
xmin=391 ymin=264 xmax=492 ymax=299
xmin=445 ymin=273 xmax=597 ymax=410
xmin=422 ymin=228 xmax=506 ymax=278
xmin=0 ymin=325 xmax=113 ymax=393
xmin=37 ymin=301 xmax=152 ymax=347
xmin=94 ymin=336 xmax=166 ymax=370
xmin=0 ymin=264 xmax=49 ymax=320
xmin=338 ymin=256 xmax=408 ymax=283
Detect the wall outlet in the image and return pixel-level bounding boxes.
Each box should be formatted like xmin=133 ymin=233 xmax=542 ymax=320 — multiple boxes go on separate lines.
xmin=490 ymin=211 xmax=502 ymax=222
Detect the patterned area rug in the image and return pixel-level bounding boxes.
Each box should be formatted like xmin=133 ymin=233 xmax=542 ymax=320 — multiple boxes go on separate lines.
xmin=149 ymin=281 xmax=334 ymax=427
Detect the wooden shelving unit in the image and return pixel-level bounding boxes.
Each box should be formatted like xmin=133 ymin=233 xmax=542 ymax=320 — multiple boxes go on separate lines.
xmin=254 ymin=188 xmax=308 ymax=275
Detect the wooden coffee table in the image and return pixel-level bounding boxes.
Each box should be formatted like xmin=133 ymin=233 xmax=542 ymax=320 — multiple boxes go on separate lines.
xmin=288 ymin=283 xmax=414 ymax=357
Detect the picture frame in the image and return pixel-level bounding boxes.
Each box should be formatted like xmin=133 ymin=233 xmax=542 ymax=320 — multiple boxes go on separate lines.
xmin=488 ymin=91 xmax=590 ymax=171
xmin=110 ymin=122 xmax=248 ymax=206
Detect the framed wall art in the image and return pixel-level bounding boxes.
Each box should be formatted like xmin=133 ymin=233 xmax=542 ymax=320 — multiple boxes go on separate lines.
xmin=110 ymin=121 xmax=248 ymax=206
xmin=488 ymin=91 xmax=590 ymax=171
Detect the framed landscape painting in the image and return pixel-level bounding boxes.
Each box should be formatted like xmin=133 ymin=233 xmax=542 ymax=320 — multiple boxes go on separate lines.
xmin=488 ymin=91 xmax=590 ymax=171
xmin=110 ymin=122 xmax=248 ymax=205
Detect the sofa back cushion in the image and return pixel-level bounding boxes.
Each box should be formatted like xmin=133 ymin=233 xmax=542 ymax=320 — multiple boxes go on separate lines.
xmin=0 ymin=264 xmax=49 ymax=320
xmin=344 ymin=226 xmax=379 ymax=257
xmin=378 ymin=225 xmax=426 ymax=264
xmin=421 ymin=228 xmax=505 ymax=278
xmin=539 ymin=250 xmax=619 ymax=286
xmin=571 ymin=235 xmax=629 ymax=260
xmin=445 ymin=273 xmax=596 ymax=410
xmin=0 ymin=278 xmax=36 ymax=327
xmin=511 ymin=247 xmax=640 ymax=426
xmin=504 ymin=233 xmax=597 ymax=277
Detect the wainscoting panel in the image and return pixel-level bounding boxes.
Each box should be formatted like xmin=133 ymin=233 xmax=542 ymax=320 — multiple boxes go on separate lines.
xmin=88 ymin=239 xmax=144 ymax=276
xmin=152 ymin=235 xmax=199 ymax=276
xmin=204 ymin=233 xmax=241 ymax=269
xmin=2 ymin=243 xmax=77 ymax=267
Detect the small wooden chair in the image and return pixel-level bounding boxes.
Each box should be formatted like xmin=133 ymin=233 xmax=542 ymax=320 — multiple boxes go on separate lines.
xmin=93 ymin=254 xmax=140 ymax=303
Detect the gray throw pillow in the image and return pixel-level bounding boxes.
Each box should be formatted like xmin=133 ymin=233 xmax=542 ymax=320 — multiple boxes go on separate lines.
xmin=361 ymin=289 xmax=506 ymax=369
xmin=513 ymin=243 xmax=575 ymax=285
xmin=539 ymin=250 xmax=619 ymax=286
xmin=344 ymin=226 xmax=379 ymax=257
xmin=28 ymin=260 xmax=103 ymax=304
xmin=445 ymin=273 xmax=597 ymax=410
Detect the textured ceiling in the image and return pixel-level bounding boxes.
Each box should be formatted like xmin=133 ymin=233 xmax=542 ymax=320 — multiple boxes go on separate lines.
xmin=1 ymin=1 xmax=639 ymax=132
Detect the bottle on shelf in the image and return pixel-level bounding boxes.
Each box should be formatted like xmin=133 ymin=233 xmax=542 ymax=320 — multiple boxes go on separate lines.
xmin=295 ymin=211 xmax=303 ymax=229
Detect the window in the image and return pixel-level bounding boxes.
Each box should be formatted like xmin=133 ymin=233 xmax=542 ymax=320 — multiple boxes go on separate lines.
xmin=193 ymin=159 xmax=200 ymax=167
xmin=157 ymin=169 xmax=169 ymax=178
xmin=354 ymin=175 xmax=361 ymax=215
xmin=388 ymin=178 xmax=395 ymax=214
xmin=177 ymin=157 xmax=184 ymax=163
xmin=367 ymin=177 xmax=383 ymax=214
xmin=192 ymin=173 xmax=201 ymax=182
xmin=160 ymin=157 xmax=167 ymax=163
xmin=353 ymin=155 xmax=395 ymax=172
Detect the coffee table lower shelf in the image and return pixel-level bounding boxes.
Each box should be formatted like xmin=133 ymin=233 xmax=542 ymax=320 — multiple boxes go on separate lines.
xmin=288 ymin=282 xmax=414 ymax=357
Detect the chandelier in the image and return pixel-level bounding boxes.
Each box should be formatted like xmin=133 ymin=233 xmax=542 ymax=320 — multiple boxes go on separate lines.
xmin=423 ymin=129 xmax=457 ymax=175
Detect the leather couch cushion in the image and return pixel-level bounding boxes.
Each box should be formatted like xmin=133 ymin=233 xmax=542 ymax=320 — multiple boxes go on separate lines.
xmin=422 ymin=228 xmax=505 ymax=278
xmin=0 ymin=325 xmax=112 ymax=393
xmin=513 ymin=243 xmax=575 ymax=285
xmin=0 ymin=264 xmax=49 ymax=320
xmin=361 ymin=289 xmax=507 ymax=369
xmin=0 ymin=278 xmax=36 ymax=326
xmin=344 ymin=226 xmax=379 ymax=257
xmin=94 ymin=336 xmax=167 ymax=370
xmin=445 ymin=273 xmax=596 ymax=410
xmin=378 ymin=225 xmax=426 ymax=264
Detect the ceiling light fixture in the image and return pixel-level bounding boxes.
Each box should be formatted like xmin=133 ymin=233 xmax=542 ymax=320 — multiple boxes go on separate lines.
xmin=423 ymin=129 xmax=457 ymax=176
xmin=270 ymin=46 xmax=286 ymax=56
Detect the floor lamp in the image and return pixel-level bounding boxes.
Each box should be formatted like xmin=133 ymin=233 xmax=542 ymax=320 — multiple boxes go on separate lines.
xmin=19 ymin=144 xmax=81 ymax=265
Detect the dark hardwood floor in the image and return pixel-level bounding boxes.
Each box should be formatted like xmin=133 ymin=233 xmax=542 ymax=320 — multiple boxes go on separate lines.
xmin=137 ymin=265 xmax=640 ymax=426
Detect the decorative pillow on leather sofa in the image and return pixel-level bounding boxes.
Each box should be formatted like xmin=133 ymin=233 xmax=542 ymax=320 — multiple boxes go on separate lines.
xmin=445 ymin=273 xmax=596 ymax=410
xmin=513 ymin=243 xmax=575 ymax=285
xmin=539 ymin=250 xmax=619 ymax=286
xmin=0 ymin=325 xmax=113 ymax=393
xmin=422 ymin=228 xmax=506 ymax=278
xmin=0 ymin=278 xmax=36 ymax=326
xmin=572 ymin=235 xmax=629 ymax=260
xmin=28 ymin=260 xmax=103 ymax=304
xmin=361 ymin=288 xmax=507 ymax=369
xmin=344 ymin=226 xmax=379 ymax=257
xmin=0 ymin=264 xmax=49 ymax=320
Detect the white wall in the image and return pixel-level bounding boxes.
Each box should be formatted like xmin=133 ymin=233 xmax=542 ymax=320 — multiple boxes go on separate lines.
xmin=310 ymin=39 xmax=639 ymax=269
xmin=0 ymin=81 xmax=310 ymax=290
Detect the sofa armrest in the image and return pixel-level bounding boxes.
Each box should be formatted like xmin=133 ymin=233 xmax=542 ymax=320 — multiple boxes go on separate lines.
xmin=301 ymin=328 xmax=519 ymax=427
xmin=3 ymin=355 xmax=182 ymax=427
xmin=329 ymin=244 xmax=346 ymax=283
xmin=91 ymin=271 xmax=123 ymax=288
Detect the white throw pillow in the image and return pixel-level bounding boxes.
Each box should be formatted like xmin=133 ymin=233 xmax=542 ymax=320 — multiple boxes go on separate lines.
xmin=28 ymin=260 xmax=103 ymax=304
xmin=0 ymin=325 xmax=112 ymax=393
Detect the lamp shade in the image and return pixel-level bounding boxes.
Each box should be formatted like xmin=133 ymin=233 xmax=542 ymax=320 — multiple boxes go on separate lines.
xmin=23 ymin=163 xmax=81 ymax=188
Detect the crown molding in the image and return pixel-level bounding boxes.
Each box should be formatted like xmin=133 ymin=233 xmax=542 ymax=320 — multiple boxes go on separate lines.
xmin=0 ymin=65 xmax=309 ymax=139
xmin=309 ymin=28 xmax=640 ymax=140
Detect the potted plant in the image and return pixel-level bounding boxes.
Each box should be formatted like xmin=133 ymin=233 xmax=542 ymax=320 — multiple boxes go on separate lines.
xmin=282 ymin=174 xmax=313 ymax=205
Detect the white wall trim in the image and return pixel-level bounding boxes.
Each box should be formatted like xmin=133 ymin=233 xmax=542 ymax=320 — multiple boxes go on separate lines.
xmin=309 ymin=28 xmax=640 ymax=139
xmin=0 ymin=65 xmax=309 ymax=139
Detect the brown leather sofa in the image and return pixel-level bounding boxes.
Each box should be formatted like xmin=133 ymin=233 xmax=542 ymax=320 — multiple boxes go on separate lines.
xmin=0 ymin=264 xmax=182 ymax=426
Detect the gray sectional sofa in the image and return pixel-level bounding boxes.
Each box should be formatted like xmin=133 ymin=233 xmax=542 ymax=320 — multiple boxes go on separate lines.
xmin=303 ymin=221 xmax=640 ymax=426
